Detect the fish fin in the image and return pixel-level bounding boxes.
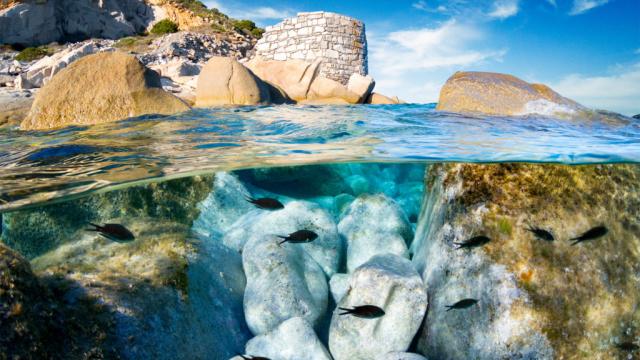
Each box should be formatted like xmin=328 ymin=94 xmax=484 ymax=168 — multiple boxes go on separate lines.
xmin=278 ymin=239 xmax=288 ymax=246
xmin=338 ymin=311 xmax=351 ymax=316
xmin=86 ymin=223 xmax=101 ymax=232
xmin=244 ymin=196 xmax=256 ymax=203
xmin=338 ymin=307 xmax=351 ymax=315
xmin=570 ymin=240 xmax=581 ymax=246
xmin=445 ymin=306 xmax=453 ymax=312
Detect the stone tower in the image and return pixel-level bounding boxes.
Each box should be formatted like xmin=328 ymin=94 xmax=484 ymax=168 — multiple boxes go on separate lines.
xmin=254 ymin=11 xmax=368 ymax=85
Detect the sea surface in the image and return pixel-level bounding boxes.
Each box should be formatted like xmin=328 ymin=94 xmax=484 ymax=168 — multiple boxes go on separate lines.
xmin=0 ymin=103 xmax=638 ymax=211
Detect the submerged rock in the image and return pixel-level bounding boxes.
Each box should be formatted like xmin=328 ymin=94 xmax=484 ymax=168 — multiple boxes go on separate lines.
xmin=329 ymin=254 xmax=428 ymax=360
xmin=436 ymin=71 xmax=583 ymax=116
xmin=21 ymin=52 xmax=189 ymax=130
xmin=243 ymin=235 xmax=329 ymax=335
xmin=339 ymin=194 xmax=413 ymax=272
xmin=413 ymin=163 xmax=640 ymax=359
xmin=244 ymin=317 xmax=332 ymax=360
xmin=377 ymin=353 xmax=428 ymax=360
xmin=329 ymin=273 xmax=350 ymax=303
xmin=195 ymin=56 xmax=270 ymax=107
xmin=224 ymin=200 xmax=343 ymax=276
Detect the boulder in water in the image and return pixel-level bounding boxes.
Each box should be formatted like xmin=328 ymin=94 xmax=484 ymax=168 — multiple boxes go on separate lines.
xmin=347 ymin=73 xmax=376 ymax=104
xmin=21 ymin=52 xmax=189 ymax=130
xmin=436 ymin=71 xmax=582 ymax=116
xmin=243 ymin=234 xmax=329 ymax=335
xmin=195 ymin=56 xmax=270 ymax=106
xmin=413 ymin=163 xmax=640 ymax=359
xmin=244 ymin=317 xmax=332 ymax=360
xmin=376 ymin=353 xmax=429 ymax=360
xmin=329 ymin=254 xmax=428 ymax=360
xmin=224 ymin=200 xmax=343 ymax=276
xmin=338 ymin=194 xmax=413 ymax=272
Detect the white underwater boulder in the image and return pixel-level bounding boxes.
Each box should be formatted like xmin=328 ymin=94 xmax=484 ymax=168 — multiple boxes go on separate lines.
xmin=224 ymin=200 xmax=343 ymax=276
xmin=329 ymin=254 xmax=428 ymax=360
xmin=376 ymin=353 xmax=428 ymax=360
xmin=338 ymin=194 xmax=413 ymax=272
xmin=329 ymin=273 xmax=350 ymax=303
xmin=244 ymin=317 xmax=332 ymax=360
xmin=243 ymin=235 xmax=329 ymax=335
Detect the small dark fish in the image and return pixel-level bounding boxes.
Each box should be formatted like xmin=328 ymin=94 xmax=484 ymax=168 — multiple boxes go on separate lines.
xmin=571 ymin=225 xmax=608 ymax=245
xmin=446 ymin=298 xmax=478 ymax=311
xmin=616 ymin=342 xmax=639 ymax=351
xmin=246 ymin=197 xmax=284 ymax=210
xmin=338 ymin=305 xmax=385 ymax=318
xmin=277 ymin=230 xmax=318 ymax=245
xmin=525 ymin=226 xmax=554 ymax=241
xmin=454 ymin=235 xmax=490 ymax=249
xmin=86 ymin=223 xmax=135 ymax=242
xmin=239 ymin=355 xmax=271 ymax=360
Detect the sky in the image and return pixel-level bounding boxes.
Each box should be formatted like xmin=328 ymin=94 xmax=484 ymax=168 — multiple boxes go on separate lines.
xmin=204 ymin=0 xmax=640 ymax=115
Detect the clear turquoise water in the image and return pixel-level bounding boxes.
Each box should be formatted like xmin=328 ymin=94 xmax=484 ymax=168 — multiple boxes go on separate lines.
xmin=0 ymin=104 xmax=638 ymax=211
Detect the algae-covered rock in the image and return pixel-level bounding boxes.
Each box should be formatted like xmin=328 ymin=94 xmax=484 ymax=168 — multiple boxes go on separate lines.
xmin=436 ymin=71 xmax=582 ymax=116
xmin=329 ymin=254 xmax=428 ymax=360
xmin=414 ymin=163 xmax=640 ymax=359
xmin=224 ymin=200 xmax=343 ymax=276
xmin=242 ymin=234 xmax=329 ymax=335
xmin=339 ymin=194 xmax=413 ymax=272
xmin=21 ymin=52 xmax=189 ymax=130
xmin=2 ymin=174 xmax=214 ymax=259
xmin=245 ymin=317 xmax=332 ymax=360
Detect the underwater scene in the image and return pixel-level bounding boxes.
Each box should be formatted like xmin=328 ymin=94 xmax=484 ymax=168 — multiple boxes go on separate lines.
xmin=1 ymin=105 xmax=639 ymax=360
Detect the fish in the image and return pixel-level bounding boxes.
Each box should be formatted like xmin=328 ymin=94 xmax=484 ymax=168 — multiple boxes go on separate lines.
xmin=454 ymin=235 xmax=490 ymax=249
xmin=246 ymin=197 xmax=284 ymax=210
xmin=571 ymin=225 xmax=608 ymax=245
xmin=239 ymin=355 xmax=271 ymax=360
xmin=525 ymin=226 xmax=554 ymax=241
xmin=338 ymin=305 xmax=385 ymax=318
xmin=616 ymin=342 xmax=639 ymax=351
xmin=277 ymin=230 xmax=318 ymax=245
xmin=86 ymin=223 xmax=135 ymax=242
xmin=446 ymin=298 xmax=478 ymax=311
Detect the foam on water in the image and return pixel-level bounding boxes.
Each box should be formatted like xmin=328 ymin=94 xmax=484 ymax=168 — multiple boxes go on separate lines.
xmin=0 ymin=104 xmax=638 ymax=211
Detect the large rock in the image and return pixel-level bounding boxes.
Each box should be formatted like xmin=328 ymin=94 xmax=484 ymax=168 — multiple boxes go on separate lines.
xmin=17 ymin=40 xmax=112 ymax=89
xmin=244 ymin=317 xmax=332 ymax=360
xmin=366 ymin=92 xmax=402 ymax=105
xmin=223 ymin=200 xmax=343 ymax=276
xmin=347 ymin=73 xmax=375 ymax=104
xmin=242 ymin=235 xmax=329 ymax=335
xmin=245 ymin=58 xmax=321 ymax=102
xmin=329 ymin=254 xmax=428 ymax=360
xmin=307 ymin=76 xmax=361 ymax=104
xmin=0 ymin=0 xmax=155 ymax=46
xmin=21 ymin=52 xmax=189 ymax=130
xmin=413 ymin=163 xmax=640 ymax=359
xmin=338 ymin=194 xmax=413 ymax=272
xmin=377 ymin=353 xmax=428 ymax=360
xmin=0 ymin=88 xmax=33 ymax=126
xmin=195 ymin=56 xmax=270 ymax=106
xmin=436 ymin=71 xmax=583 ymax=116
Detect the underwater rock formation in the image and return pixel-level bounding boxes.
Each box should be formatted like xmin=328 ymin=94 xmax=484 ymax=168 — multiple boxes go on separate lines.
xmin=224 ymin=200 xmax=343 ymax=276
xmin=413 ymin=163 xmax=640 ymax=359
xmin=329 ymin=273 xmax=350 ymax=303
xmin=377 ymin=352 xmax=428 ymax=360
xmin=244 ymin=317 xmax=332 ymax=360
xmin=21 ymin=52 xmax=189 ymax=130
xmin=436 ymin=71 xmax=583 ymax=116
xmin=242 ymin=234 xmax=329 ymax=335
xmin=339 ymin=194 xmax=413 ymax=272
xmin=329 ymin=254 xmax=428 ymax=360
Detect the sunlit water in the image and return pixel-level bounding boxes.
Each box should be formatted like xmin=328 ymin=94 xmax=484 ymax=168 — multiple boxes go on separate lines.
xmin=0 ymin=104 xmax=638 ymax=211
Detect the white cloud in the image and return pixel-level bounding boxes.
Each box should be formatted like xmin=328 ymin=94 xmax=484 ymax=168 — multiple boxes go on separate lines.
xmin=368 ymin=21 xmax=506 ymax=103
xmin=412 ymin=1 xmax=428 ymax=10
xmin=546 ymin=0 xmax=557 ymax=7
xmin=204 ymin=1 xmax=293 ymax=23
xmin=488 ymin=0 xmax=519 ymax=19
xmin=569 ymin=0 xmax=609 ymax=15
xmin=550 ymin=62 xmax=640 ymax=115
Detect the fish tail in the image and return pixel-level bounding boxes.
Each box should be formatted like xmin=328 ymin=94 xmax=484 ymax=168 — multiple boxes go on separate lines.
xmin=86 ymin=223 xmax=101 ymax=231
xmin=278 ymin=239 xmax=288 ymax=245
xmin=244 ymin=196 xmax=255 ymax=203
xmin=570 ymin=240 xmax=580 ymax=246
xmin=445 ymin=306 xmax=453 ymax=312
xmin=338 ymin=307 xmax=351 ymax=315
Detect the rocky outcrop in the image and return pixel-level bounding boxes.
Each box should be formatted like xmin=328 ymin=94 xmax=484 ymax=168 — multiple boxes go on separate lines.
xmin=436 ymin=71 xmax=583 ymax=116
xmin=255 ymin=12 xmax=368 ymax=85
xmin=244 ymin=317 xmax=332 ymax=360
xmin=0 ymin=89 xmax=33 ymax=126
xmin=366 ymin=92 xmax=402 ymax=105
xmin=0 ymin=0 xmax=155 ymax=46
xmin=347 ymin=73 xmax=375 ymax=104
xmin=338 ymin=194 xmax=413 ymax=272
xmin=413 ymin=163 xmax=640 ymax=359
xmin=377 ymin=353 xmax=428 ymax=360
xmin=21 ymin=52 xmax=189 ymax=130
xmin=195 ymin=56 xmax=270 ymax=106
xmin=329 ymin=254 xmax=428 ymax=360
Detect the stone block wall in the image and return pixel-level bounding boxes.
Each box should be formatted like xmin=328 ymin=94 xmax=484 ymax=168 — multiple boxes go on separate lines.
xmin=254 ymin=11 xmax=367 ymax=85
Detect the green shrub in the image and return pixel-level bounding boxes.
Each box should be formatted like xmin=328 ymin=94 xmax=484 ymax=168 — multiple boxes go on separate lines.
xmin=233 ymin=19 xmax=257 ymax=32
xmin=251 ymin=27 xmax=265 ymax=39
xmin=114 ymin=37 xmax=137 ymax=48
xmin=15 ymin=47 xmax=49 ymax=62
xmin=150 ymin=19 xmax=179 ymax=35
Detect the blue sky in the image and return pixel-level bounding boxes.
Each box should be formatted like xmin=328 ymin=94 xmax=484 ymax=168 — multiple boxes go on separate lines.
xmin=205 ymin=0 xmax=640 ymax=115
